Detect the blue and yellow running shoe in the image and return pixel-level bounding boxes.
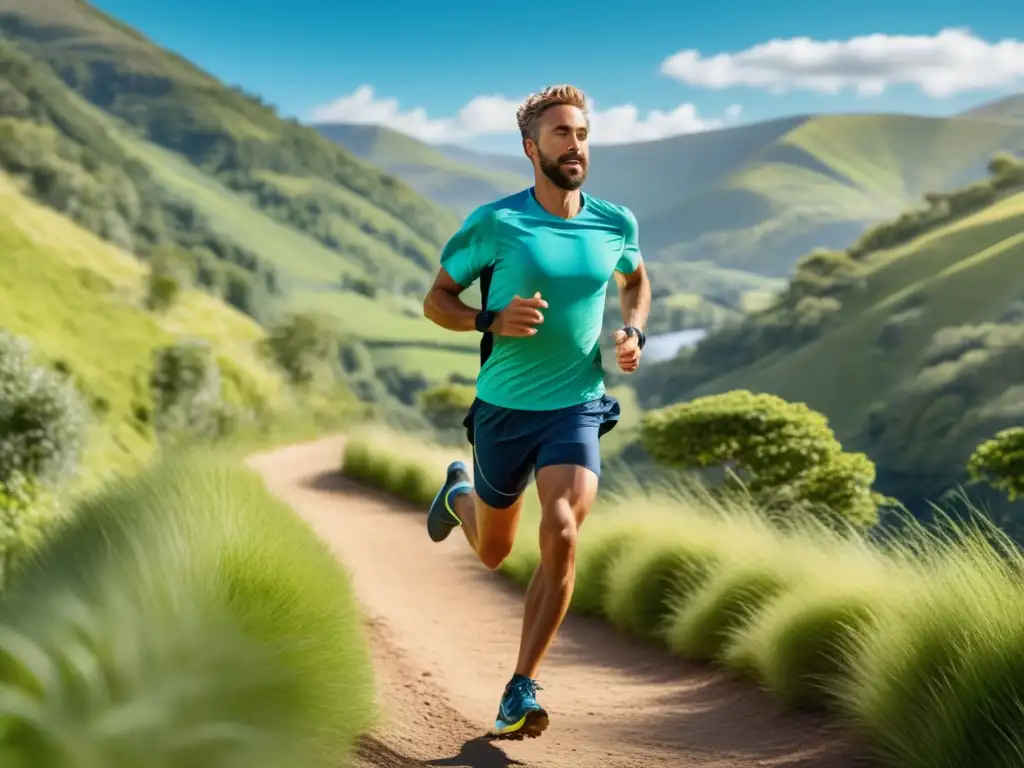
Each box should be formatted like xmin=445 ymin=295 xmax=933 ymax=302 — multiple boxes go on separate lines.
xmin=493 ymin=675 xmax=548 ymax=739
xmin=427 ymin=460 xmax=471 ymax=543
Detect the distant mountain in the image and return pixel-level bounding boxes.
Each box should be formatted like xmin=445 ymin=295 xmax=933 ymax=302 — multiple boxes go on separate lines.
xmin=961 ymin=93 xmax=1024 ymax=123
xmin=322 ymin=110 xmax=1024 ymax=280
xmin=314 ymin=123 xmax=530 ymax=216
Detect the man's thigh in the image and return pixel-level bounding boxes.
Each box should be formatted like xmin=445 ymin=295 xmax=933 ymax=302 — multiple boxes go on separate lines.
xmin=466 ymin=399 xmax=537 ymax=551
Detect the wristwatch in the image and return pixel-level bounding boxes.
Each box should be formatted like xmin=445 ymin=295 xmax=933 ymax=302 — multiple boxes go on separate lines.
xmin=475 ymin=310 xmax=498 ymax=333
xmin=621 ymin=325 xmax=646 ymax=349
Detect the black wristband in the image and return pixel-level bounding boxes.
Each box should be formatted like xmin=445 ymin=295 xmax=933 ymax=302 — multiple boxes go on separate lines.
xmin=475 ymin=310 xmax=497 ymax=333
xmin=622 ymin=325 xmax=646 ymax=349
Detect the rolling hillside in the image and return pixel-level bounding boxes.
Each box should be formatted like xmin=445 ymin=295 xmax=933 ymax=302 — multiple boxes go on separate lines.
xmin=634 ymin=153 xmax=1024 ymax=512
xmin=315 ymin=123 xmax=530 ymax=216
xmin=0 ymin=167 xmax=309 ymax=489
xmin=0 ymin=0 xmax=489 ymax=389
xmin=319 ymin=108 xmax=1024 ymax=282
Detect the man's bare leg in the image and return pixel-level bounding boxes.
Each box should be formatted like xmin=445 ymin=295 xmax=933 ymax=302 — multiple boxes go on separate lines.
xmin=514 ymin=464 xmax=598 ymax=679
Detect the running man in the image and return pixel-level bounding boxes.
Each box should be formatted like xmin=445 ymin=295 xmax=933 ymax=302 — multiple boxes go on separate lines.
xmin=421 ymin=84 xmax=651 ymax=739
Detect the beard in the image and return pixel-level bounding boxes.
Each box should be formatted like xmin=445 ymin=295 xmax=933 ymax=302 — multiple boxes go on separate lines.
xmin=537 ymin=148 xmax=587 ymax=190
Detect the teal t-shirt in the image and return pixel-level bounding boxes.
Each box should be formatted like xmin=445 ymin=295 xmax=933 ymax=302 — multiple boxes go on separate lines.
xmin=439 ymin=187 xmax=643 ymax=411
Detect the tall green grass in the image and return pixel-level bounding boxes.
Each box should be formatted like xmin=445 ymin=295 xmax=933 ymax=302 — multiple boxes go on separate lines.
xmin=0 ymin=453 xmax=374 ymax=767
xmin=341 ymin=426 xmax=1024 ymax=767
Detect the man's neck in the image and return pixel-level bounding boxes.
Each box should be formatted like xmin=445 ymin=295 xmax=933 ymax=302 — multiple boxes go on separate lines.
xmin=532 ymin=177 xmax=582 ymax=219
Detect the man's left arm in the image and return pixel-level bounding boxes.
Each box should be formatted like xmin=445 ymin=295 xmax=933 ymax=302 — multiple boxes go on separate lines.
xmin=611 ymin=208 xmax=651 ymax=373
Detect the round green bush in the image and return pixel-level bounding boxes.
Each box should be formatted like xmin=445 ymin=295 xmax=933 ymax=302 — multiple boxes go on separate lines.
xmin=0 ymin=331 xmax=87 ymax=487
xmin=149 ymin=340 xmax=223 ymax=439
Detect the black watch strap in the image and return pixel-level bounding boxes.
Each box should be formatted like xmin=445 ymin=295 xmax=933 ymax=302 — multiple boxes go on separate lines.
xmin=622 ymin=325 xmax=646 ymax=349
xmin=475 ymin=310 xmax=497 ymax=333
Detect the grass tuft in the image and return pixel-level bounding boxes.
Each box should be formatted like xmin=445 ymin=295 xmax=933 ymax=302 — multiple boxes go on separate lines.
xmin=0 ymin=452 xmax=374 ymax=767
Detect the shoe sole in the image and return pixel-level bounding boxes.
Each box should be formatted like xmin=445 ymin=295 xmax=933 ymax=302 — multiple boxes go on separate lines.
xmin=493 ymin=709 xmax=549 ymax=740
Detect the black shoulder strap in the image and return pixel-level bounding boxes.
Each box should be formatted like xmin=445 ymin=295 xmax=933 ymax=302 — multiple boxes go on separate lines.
xmin=479 ymin=264 xmax=495 ymax=367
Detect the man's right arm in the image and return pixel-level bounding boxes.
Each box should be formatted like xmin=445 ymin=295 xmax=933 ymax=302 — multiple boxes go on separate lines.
xmin=423 ymin=268 xmax=481 ymax=332
xmin=423 ymin=206 xmax=548 ymax=336
xmin=422 ymin=205 xmax=496 ymax=332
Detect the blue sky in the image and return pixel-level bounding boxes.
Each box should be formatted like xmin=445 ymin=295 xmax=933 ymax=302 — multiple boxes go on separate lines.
xmin=93 ymin=0 xmax=1023 ymax=154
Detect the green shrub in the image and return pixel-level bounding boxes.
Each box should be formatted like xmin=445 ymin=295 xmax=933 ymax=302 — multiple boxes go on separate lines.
xmin=640 ymin=390 xmax=880 ymax=526
xmin=0 ymin=331 xmax=87 ymax=487
xmin=968 ymin=426 xmax=1024 ymax=501
xmin=260 ymin=312 xmax=341 ymax=388
xmin=149 ymin=340 xmax=223 ymax=439
xmin=1 ymin=454 xmax=374 ymax=767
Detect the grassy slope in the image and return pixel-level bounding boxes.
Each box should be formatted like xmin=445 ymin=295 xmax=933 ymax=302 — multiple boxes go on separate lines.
xmin=628 ymin=113 xmax=1024 ymax=276
xmin=315 ymin=123 xmax=531 ymax=216
xmin=684 ymin=190 xmax=1024 ymax=441
xmin=0 ymin=0 xmax=460 ymax=262
xmin=0 ymin=0 xmax=488 ymax=384
xmin=0 ymin=170 xmax=293 ymax=489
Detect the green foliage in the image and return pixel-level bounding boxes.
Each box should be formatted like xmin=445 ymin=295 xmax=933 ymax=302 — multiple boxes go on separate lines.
xmin=0 ymin=8 xmax=460 ymax=282
xmin=0 ymin=42 xmax=280 ymax=313
xmin=0 ymin=454 xmax=374 ymax=767
xmin=867 ymin=319 xmax=1024 ymax=506
xmin=0 ymin=472 xmax=63 ymax=590
xmin=636 ymin=152 xmax=1024 ymax=411
xmin=968 ymin=427 xmax=1024 ymax=501
xmin=419 ymin=382 xmax=475 ymax=432
xmin=0 ymin=331 xmax=87 ymax=487
xmin=145 ymin=245 xmax=192 ymax=311
xmin=149 ymin=340 xmax=223 ymax=440
xmin=260 ymin=312 xmax=341 ymax=388
xmin=640 ymin=390 xmax=879 ymax=525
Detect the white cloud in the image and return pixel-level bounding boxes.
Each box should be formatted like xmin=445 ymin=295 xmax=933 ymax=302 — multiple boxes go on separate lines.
xmin=660 ymin=28 xmax=1024 ymax=98
xmin=308 ymin=86 xmax=742 ymax=145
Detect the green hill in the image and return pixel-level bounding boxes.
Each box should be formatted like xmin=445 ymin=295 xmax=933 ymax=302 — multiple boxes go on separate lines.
xmin=315 ymin=123 xmax=530 ymax=216
xmin=0 ymin=167 xmax=311 ymax=489
xmin=0 ymin=0 xmax=490 ymax=391
xmin=634 ymin=153 xmax=1024 ymax=513
xmin=400 ymin=111 xmax=1024 ymax=280
xmin=962 ymin=93 xmax=1024 ymax=122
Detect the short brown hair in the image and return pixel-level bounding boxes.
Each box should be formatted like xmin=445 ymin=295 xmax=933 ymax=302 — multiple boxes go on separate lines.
xmin=516 ymin=84 xmax=589 ymax=141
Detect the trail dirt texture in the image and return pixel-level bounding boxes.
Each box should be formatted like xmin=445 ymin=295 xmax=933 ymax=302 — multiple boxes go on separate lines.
xmin=247 ymin=437 xmax=873 ymax=768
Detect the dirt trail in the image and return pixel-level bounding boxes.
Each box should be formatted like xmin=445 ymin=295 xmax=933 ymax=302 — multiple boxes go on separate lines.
xmin=246 ymin=437 xmax=872 ymax=768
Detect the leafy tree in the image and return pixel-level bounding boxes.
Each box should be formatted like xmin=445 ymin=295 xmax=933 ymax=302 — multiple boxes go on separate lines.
xmin=149 ymin=340 xmax=223 ymax=439
xmin=260 ymin=311 xmax=341 ymax=388
xmin=640 ymin=390 xmax=879 ymax=526
xmin=146 ymin=245 xmax=193 ymax=312
xmin=420 ymin=383 xmax=476 ymax=432
xmin=968 ymin=427 xmax=1024 ymax=501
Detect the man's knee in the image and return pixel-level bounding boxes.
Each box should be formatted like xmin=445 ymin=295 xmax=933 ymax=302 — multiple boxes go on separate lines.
xmin=539 ymin=498 xmax=578 ymax=566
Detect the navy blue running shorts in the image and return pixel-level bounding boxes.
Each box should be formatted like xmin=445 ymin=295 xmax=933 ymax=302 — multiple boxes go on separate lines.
xmin=461 ymin=393 xmax=621 ymax=510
